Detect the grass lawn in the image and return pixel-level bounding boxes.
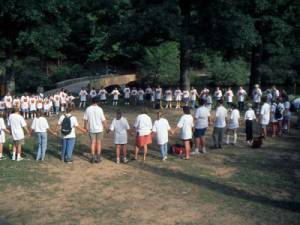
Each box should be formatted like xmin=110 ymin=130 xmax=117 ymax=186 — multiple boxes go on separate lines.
xmin=0 ymin=104 xmax=299 ymax=225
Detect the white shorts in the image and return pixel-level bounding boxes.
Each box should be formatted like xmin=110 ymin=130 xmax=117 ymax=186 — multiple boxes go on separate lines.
xmin=0 ymin=134 xmax=5 ymax=144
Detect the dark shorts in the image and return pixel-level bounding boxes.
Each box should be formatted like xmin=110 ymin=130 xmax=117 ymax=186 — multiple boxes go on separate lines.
xmin=194 ymin=128 xmax=207 ymax=137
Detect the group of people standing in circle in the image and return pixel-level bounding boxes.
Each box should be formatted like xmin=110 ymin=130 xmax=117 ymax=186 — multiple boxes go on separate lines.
xmin=0 ymin=83 xmax=299 ymax=163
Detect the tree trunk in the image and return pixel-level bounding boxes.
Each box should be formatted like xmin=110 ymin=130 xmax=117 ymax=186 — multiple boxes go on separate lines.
xmin=249 ymin=44 xmax=263 ymax=94
xmin=179 ymin=0 xmax=191 ymax=90
xmin=4 ymin=45 xmax=15 ymax=94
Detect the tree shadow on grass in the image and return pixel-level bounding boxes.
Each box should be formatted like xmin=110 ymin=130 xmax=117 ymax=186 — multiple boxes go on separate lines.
xmin=128 ymin=162 xmax=300 ymax=213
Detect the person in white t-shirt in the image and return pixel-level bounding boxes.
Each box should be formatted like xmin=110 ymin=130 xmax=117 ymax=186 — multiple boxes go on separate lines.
xmin=145 ymin=86 xmax=152 ymax=102
xmin=193 ymin=99 xmax=211 ymax=154
xmin=111 ymin=88 xmax=121 ymax=107
xmin=89 ymin=87 xmax=97 ymax=99
xmin=30 ymin=110 xmax=56 ymax=161
xmin=123 ymin=85 xmax=131 ymax=105
xmin=83 ymin=98 xmax=107 ymax=163
xmin=7 ymin=108 xmax=30 ymax=161
xmin=182 ymin=90 xmax=190 ymax=107
xmin=29 ymin=95 xmax=37 ymax=118
xmin=165 ymin=88 xmax=173 ymax=109
xmin=225 ymin=87 xmax=234 ymax=108
xmin=137 ymin=88 xmax=145 ymax=105
xmin=43 ymin=98 xmax=52 ymax=116
xmin=59 ymin=89 xmax=67 ymax=112
xmin=237 ymin=86 xmax=247 ymax=111
xmin=214 ymin=87 xmax=222 ymax=101
xmin=174 ymin=87 xmax=182 ymax=109
xmin=226 ymin=104 xmax=240 ymax=145
xmin=53 ymin=93 xmax=60 ymax=114
xmin=282 ymin=95 xmax=291 ymax=134
xmin=252 ymin=84 xmax=262 ymax=113
xmin=4 ymin=93 xmax=13 ymax=115
xmin=109 ymin=109 xmax=131 ymax=164
xmin=259 ymin=96 xmax=271 ymax=138
xmin=173 ymin=106 xmax=194 ymax=160
xmin=131 ymin=87 xmax=138 ymax=105
xmin=56 ymin=104 xmax=86 ymax=163
xmin=134 ymin=108 xmax=153 ymax=161
xmin=244 ymin=103 xmax=256 ymax=144
xmin=0 ymin=112 xmax=10 ymax=160
xmin=98 ymin=87 xmax=108 ymax=104
xmin=79 ymin=87 xmax=88 ymax=109
xmin=13 ymin=96 xmax=21 ymax=108
xmin=21 ymin=95 xmax=30 ymax=119
xmin=190 ymin=87 xmax=198 ymax=109
xmin=152 ymin=111 xmax=172 ymax=161
xmin=155 ymin=85 xmax=163 ymax=108
xmin=213 ymin=99 xmax=228 ymax=149
xmin=151 ymin=88 xmax=156 ymax=108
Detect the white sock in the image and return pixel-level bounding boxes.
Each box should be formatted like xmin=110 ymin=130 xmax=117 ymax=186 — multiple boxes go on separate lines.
xmin=12 ymin=152 xmax=16 ymax=159
xmin=226 ymin=135 xmax=230 ymax=144
xmin=194 ymin=148 xmax=199 ymax=153
xmin=0 ymin=153 xmax=2 ymax=158
xmin=233 ymin=133 xmax=237 ymax=144
xmin=17 ymin=154 xmax=21 ymax=159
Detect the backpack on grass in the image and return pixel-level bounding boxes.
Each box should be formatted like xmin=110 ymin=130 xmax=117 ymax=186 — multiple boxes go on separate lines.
xmin=61 ymin=115 xmax=72 ymax=135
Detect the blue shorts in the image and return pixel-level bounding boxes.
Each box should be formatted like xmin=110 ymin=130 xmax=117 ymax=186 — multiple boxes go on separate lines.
xmin=194 ymin=128 xmax=207 ymax=137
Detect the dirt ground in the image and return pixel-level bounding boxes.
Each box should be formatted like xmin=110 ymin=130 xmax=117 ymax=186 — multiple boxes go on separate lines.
xmin=0 ymin=105 xmax=299 ymax=225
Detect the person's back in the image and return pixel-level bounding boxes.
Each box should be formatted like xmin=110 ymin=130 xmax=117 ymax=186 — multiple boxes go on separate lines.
xmin=135 ymin=114 xmax=152 ymax=136
xmin=153 ymin=118 xmax=170 ymax=145
xmin=260 ymin=102 xmax=271 ymax=125
xmin=195 ymin=106 xmax=210 ymax=129
xmin=214 ymin=105 xmax=228 ymax=128
xmin=84 ymin=105 xmax=105 ymax=133
xmin=8 ymin=113 xmax=26 ymax=140
xmin=31 ymin=116 xmax=49 ymax=133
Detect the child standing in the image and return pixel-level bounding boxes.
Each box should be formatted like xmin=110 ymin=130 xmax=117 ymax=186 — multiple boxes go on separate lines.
xmin=109 ymin=110 xmax=131 ymax=164
xmin=0 ymin=112 xmax=10 ymax=160
xmin=226 ymin=104 xmax=240 ymax=145
xmin=111 ymin=88 xmax=120 ymax=107
xmin=174 ymin=106 xmax=194 ymax=160
xmin=244 ymin=103 xmax=256 ymax=145
xmin=152 ymin=111 xmax=172 ymax=161
xmin=31 ymin=110 xmax=56 ymax=161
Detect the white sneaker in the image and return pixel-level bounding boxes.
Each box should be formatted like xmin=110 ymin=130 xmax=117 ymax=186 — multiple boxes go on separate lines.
xmin=11 ymin=155 xmax=16 ymax=161
xmin=17 ymin=157 xmax=24 ymax=162
xmin=191 ymin=149 xmax=200 ymax=155
xmin=116 ymin=159 xmax=120 ymax=164
xmin=202 ymin=147 xmax=207 ymax=154
xmin=123 ymin=157 xmax=128 ymax=163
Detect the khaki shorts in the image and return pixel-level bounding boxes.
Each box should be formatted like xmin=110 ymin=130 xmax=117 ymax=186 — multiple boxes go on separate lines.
xmin=89 ymin=132 xmax=103 ymax=141
xmin=13 ymin=139 xmax=24 ymax=145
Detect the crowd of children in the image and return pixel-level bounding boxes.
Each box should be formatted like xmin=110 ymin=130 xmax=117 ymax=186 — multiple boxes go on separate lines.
xmin=0 ymin=84 xmax=298 ymax=163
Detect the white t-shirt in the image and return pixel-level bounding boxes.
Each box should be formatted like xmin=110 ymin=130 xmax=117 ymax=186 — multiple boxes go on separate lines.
xmin=214 ymin=106 xmax=228 ymax=128
xmin=83 ymin=105 xmax=106 ymax=133
xmin=214 ymin=90 xmax=222 ymax=99
xmin=138 ymin=90 xmax=145 ymax=101
xmin=111 ymin=90 xmax=120 ymax=100
xmin=0 ymin=118 xmax=7 ymax=143
xmin=152 ymin=118 xmax=171 ymax=145
xmin=90 ymin=90 xmax=97 ymax=98
xmin=182 ymin=90 xmax=190 ymax=99
xmin=244 ymin=109 xmax=256 ymax=120
xmin=194 ymin=106 xmax=211 ymax=129
xmin=155 ymin=88 xmax=162 ymax=100
xmin=134 ymin=114 xmax=152 ymax=136
xmin=253 ymin=88 xmax=262 ymax=103
xmin=4 ymin=96 xmax=13 ymax=108
xmin=260 ymin=103 xmax=271 ymax=125
xmin=165 ymin=90 xmax=173 ymax=101
xmin=145 ymin=88 xmax=152 ymax=95
xmin=190 ymin=89 xmax=198 ymax=101
xmin=31 ymin=117 xmax=49 ymax=133
xmin=237 ymin=89 xmax=247 ymax=102
xmin=177 ymin=114 xmax=194 ymax=140
xmin=53 ymin=95 xmax=60 ymax=107
xmin=228 ymin=109 xmax=240 ymax=128
xmin=99 ymin=89 xmax=107 ymax=100
xmin=8 ymin=113 xmax=27 ymax=140
xmin=226 ymin=90 xmax=234 ymax=103
xmin=110 ymin=117 xmax=130 ymax=144
xmin=79 ymin=90 xmax=88 ymax=101
xmin=174 ymin=89 xmax=182 ymax=101
xmin=58 ymin=114 xmax=79 ymax=138
xmin=123 ymin=88 xmax=131 ymax=98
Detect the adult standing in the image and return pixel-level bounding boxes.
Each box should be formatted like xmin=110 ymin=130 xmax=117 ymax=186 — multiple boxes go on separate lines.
xmin=56 ymin=104 xmax=86 ymax=163
xmin=252 ymin=84 xmax=262 ymax=114
xmin=260 ymin=96 xmax=271 ymax=138
xmin=237 ymin=86 xmax=247 ymax=112
xmin=7 ymin=107 xmax=30 ymax=161
xmin=134 ymin=108 xmax=152 ymax=161
xmin=84 ymin=97 xmax=107 ymax=163
xmin=193 ymin=99 xmax=211 ymax=154
xmin=212 ymin=99 xmax=228 ymax=149
xmin=79 ymin=87 xmax=88 ymax=109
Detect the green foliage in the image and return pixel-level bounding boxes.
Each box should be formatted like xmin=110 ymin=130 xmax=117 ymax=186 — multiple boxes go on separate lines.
xmin=136 ymin=42 xmax=180 ymax=86
xmin=201 ymin=54 xmax=250 ymax=86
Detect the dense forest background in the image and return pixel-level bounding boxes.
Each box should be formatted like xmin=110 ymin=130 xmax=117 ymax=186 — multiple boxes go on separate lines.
xmin=0 ymin=0 xmax=299 ymax=93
